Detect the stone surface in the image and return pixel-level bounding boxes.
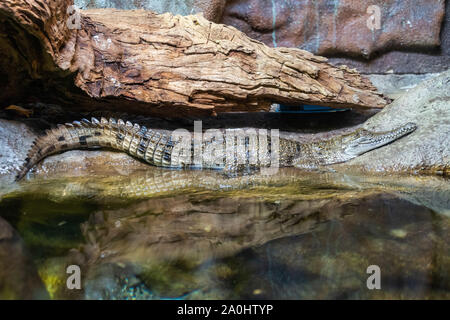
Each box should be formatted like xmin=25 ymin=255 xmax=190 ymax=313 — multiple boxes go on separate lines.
xmin=367 ymin=73 xmax=440 ymax=99
xmin=75 ymin=0 xmax=227 ymax=22
xmin=76 ymin=0 xmax=198 ymax=16
xmin=0 ymin=119 xmax=36 ymax=176
xmin=329 ymin=0 xmax=450 ymax=74
xmin=333 ymin=69 xmax=450 ymax=174
xmin=0 ymin=217 xmax=49 ymax=299
xmin=223 ymin=0 xmax=444 ymax=58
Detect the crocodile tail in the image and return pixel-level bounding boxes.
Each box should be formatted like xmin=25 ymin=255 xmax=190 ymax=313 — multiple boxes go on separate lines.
xmin=15 ymin=117 xmax=167 ymax=180
xmin=15 ymin=118 xmax=104 ymax=181
xmin=16 ymin=138 xmax=39 ymax=181
xmin=16 ymin=134 xmax=58 ymax=181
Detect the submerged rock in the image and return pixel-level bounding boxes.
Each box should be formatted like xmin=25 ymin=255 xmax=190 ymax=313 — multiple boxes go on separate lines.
xmin=0 ymin=119 xmax=35 ymax=176
xmin=0 ymin=217 xmax=49 ymax=299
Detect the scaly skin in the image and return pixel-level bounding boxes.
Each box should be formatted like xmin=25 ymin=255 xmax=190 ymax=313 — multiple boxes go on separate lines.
xmin=16 ymin=117 xmax=416 ymax=180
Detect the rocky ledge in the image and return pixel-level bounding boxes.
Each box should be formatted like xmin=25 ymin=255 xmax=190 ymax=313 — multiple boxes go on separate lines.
xmin=332 ymin=69 xmax=449 ymax=175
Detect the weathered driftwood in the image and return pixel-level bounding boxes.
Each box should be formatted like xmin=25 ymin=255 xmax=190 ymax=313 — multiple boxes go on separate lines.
xmin=0 ymin=0 xmax=389 ymax=117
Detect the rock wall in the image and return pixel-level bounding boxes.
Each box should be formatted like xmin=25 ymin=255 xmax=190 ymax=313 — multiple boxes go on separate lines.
xmin=223 ymin=0 xmax=443 ymax=57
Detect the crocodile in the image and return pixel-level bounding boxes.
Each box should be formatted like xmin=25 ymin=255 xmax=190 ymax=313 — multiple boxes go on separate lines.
xmin=16 ymin=117 xmax=417 ymax=180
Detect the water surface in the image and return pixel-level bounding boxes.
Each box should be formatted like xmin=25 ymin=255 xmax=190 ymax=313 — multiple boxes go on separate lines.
xmin=0 ymin=169 xmax=449 ymax=299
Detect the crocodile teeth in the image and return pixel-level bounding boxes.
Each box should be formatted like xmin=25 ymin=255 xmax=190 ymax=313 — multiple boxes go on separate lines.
xmin=91 ymin=117 xmax=100 ymax=125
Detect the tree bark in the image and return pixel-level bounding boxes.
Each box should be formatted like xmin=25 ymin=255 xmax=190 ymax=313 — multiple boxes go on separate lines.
xmin=0 ymin=0 xmax=389 ymax=118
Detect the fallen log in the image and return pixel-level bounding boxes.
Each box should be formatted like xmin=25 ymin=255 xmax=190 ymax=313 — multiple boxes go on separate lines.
xmin=0 ymin=0 xmax=389 ymax=117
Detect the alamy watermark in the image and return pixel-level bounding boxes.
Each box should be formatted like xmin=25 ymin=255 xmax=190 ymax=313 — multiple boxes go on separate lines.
xmin=170 ymin=121 xmax=280 ymax=175
xmin=366 ymin=5 xmax=381 ymax=31
xmin=366 ymin=265 xmax=381 ymax=290
xmin=66 ymin=265 xmax=81 ymax=290
xmin=67 ymin=5 xmax=81 ymax=30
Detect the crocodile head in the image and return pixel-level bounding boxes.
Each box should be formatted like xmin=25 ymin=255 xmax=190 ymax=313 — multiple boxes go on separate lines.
xmin=343 ymin=122 xmax=417 ymax=157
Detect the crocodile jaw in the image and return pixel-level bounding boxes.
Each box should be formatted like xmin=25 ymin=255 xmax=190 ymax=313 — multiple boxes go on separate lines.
xmin=344 ymin=122 xmax=417 ymax=158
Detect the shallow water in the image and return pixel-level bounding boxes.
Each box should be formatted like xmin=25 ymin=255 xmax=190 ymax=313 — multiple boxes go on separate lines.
xmin=0 ymin=168 xmax=449 ymax=299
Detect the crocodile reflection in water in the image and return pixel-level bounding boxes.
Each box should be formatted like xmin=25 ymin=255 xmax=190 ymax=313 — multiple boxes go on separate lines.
xmin=17 ymin=167 xmax=450 ymax=216
xmin=68 ymin=174 xmax=448 ymax=299
xmin=6 ymin=169 xmax=448 ymax=299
